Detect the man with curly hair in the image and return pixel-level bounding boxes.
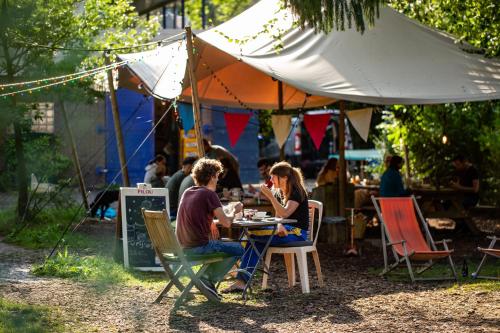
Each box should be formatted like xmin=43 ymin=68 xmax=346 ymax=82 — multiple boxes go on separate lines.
xmin=176 ymin=158 xmax=244 ymax=299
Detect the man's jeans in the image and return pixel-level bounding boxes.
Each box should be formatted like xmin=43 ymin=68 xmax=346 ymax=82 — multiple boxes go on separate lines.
xmin=184 ymin=240 xmax=244 ymax=284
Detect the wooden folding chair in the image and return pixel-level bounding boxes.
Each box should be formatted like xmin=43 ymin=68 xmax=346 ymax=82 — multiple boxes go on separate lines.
xmin=372 ymin=196 xmax=458 ymax=282
xmin=471 ymin=236 xmax=499 ymax=280
xmin=261 ymin=200 xmax=324 ymax=293
xmin=141 ymin=209 xmax=230 ymax=308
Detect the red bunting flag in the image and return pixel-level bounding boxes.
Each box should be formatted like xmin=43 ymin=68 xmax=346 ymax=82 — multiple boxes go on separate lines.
xmin=223 ymin=112 xmax=251 ymax=147
xmin=303 ymin=113 xmax=331 ymax=150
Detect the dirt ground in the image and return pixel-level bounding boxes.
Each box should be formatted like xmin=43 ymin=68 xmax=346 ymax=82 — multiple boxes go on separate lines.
xmin=1 ymin=225 xmax=499 ymax=333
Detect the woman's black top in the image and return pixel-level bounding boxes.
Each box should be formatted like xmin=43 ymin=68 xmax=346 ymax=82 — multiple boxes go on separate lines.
xmin=276 ymin=188 xmax=309 ymax=231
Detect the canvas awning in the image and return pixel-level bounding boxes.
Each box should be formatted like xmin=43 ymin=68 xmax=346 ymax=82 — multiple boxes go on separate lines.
xmin=119 ymin=0 xmax=500 ymax=107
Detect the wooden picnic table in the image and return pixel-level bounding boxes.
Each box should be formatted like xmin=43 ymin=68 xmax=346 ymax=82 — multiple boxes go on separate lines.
xmin=410 ymin=186 xmax=468 ymax=219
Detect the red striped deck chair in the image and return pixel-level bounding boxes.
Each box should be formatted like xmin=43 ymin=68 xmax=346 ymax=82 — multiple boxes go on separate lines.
xmin=372 ymin=196 xmax=457 ymax=282
xmin=471 ymin=236 xmax=499 ymax=280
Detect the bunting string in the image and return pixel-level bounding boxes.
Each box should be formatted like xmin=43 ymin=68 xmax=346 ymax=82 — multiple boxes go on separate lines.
xmin=12 ymin=31 xmax=185 ymax=53
xmin=0 ymin=61 xmax=129 ymax=98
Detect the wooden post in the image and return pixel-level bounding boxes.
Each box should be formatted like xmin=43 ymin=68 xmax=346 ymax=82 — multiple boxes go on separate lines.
xmin=278 ymin=80 xmax=285 ymax=161
xmin=185 ymin=27 xmax=205 ymax=157
xmin=104 ymin=53 xmax=130 ymax=186
xmin=60 ymin=101 xmax=89 ymax=210
xmin=338 ymin=101 xmax=346 ymax=217
xmin=181 ymin=0 xmax=185 ymax=28
xmin=403 ymin=143 xmax=411 ymax=185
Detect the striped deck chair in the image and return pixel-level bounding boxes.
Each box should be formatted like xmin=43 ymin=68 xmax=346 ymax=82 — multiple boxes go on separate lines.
xmin=372 ymin=196 xmax=457 ymax=282
xmin=471 ymin=236 xmax=500 ymax=280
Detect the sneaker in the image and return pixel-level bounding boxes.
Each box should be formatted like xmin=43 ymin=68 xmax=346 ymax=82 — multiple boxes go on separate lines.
xmin=199 ymin=278 xmax=221 ymax=301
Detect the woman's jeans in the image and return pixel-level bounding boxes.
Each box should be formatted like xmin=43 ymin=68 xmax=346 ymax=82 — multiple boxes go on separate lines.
xmin=184 ymin=240 xmax=244 ymax=284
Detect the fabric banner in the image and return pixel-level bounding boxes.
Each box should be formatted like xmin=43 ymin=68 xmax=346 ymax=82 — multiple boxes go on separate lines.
xmin=271 ymin=115 xmax=291 ymax=148
xmin=224 ymin=112 xmax=251 ymax=147
xmin=303 ymin=113 xmax=331 ymax=150
xmin=178 ymin=103 xmax=194 ymax=136
xmin=346 ymin=108 xmax=373 ymax=142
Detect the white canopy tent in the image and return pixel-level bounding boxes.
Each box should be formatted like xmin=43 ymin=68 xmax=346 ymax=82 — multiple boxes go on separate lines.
xmin=119 ymin=0 xmax=500 ymax=106
xmin=117 ymin=0 xmax=500 ymax=217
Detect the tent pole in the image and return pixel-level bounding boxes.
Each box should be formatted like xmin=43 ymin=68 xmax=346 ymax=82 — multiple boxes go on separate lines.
xmin=105 ymin=53 xmax=130 ymax=187
xmin=278 ymin=80 xmax=285 ymax=161
xmin=60 ymin=100 xmax=89 ymax=211
xmin=338 ymin=101 xmax=346 ymax=217
xmin=185 ymin=27 xmax=205 ymax=158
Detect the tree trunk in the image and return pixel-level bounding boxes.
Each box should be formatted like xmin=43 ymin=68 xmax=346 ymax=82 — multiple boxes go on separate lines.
xmin=1 ymin=10 xmax=29 ymax=219
xmin=13 ymin=119 xmax=29 ymax=218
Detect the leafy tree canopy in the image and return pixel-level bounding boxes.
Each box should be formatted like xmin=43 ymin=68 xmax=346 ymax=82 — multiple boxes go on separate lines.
xmin=284 ymin=0 xmax=383 ymax=33
xmin=185 ymin=0 xmax=254 ymax=29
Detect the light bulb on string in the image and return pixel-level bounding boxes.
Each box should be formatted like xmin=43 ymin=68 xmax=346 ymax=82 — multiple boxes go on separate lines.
xmin=442 ymin=135 xmax=448 ymax=144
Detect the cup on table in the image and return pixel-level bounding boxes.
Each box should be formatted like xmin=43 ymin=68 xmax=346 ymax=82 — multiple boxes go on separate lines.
xmin=254 ymin=211 xmax=267 ymax=219
xmin=244 ymin=209 xmax=256 ymax=219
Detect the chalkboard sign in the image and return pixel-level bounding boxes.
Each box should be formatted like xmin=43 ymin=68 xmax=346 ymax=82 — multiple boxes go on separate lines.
xmin=120 ymin=186 xmax=169 ymax=271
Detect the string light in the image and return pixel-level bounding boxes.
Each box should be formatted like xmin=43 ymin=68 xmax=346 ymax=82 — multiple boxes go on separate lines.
xmin=12 ymin=32 xmax=185 ymax=53
xmin=0 ymin=62 xmax=128 ymax=98
xmin=0 ymin=61 xmax=128 ymax=90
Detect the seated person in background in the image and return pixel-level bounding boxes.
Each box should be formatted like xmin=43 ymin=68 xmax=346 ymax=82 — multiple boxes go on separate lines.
xmin=380 ymin=155 xmax=410 ymax=197
xmin=225 ymin=161 xmax=309 ymax=292
xmin=178 ymin=174 xmax=195 ymax=207
xmin=216 ymin=157 xmax=243 ymax=197
xmin=316 ymin=158 xmax=339 ymax=186
xmin=152 ymin=163 xmax=168 ymax=188
xmin=144 ymin=155 xmax=167 ymax=186
xmin=258 ymin=158 xmax=273 ymax=188
xmin=450 ymin=154 xmax=480 ymax=209
xmin=248 ymin=158 xmax=273 ymax=195
xmin=203 ymin=138 xmax=240 ymax=175
xmin=166 ymin=156 xmax=198 ymax=217
xmin=176 ymin=158 xmax=244 ymax=298
xmin=355 ymin=154 xmax=391 ymax=207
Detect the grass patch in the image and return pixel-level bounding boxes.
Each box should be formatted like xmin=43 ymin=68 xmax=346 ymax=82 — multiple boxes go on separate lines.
xmin=0 ymin=206 xmax=93 ymax=250
xmin=32 ymin=248 xmax=164 ymax=290
xmin=367 ymin=261 xmax=500 ymax=292
xmin=0 ymin=297 xmax=64 ymax=333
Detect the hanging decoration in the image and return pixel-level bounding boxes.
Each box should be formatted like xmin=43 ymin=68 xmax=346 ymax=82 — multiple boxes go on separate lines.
xmin=0 ymin=61 xmax=129 ymax=99
xmin=346 ymin=108 xmax=373 ymax=142
xmin=271 ymin=115 xmax=291 ymax=148
xmin=303 ymin=113 xmax=331 ymax=150
xmin=178 ymin=102 xmax=195 ymax=135
xmin=224 ymin=112 xmax=251 ymax=147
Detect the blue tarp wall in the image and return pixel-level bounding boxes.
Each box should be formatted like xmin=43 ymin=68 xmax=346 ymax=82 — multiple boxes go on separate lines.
xmin=105 ymin=88 xmax=154 ymax=186
xmin=209 ymin=106 xmax=260 ymax=184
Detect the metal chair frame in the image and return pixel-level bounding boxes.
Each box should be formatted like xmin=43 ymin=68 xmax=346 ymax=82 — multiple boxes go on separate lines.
xmin=372 ymin=195 xmax=458 ymax=283
xmin=472 ymin=236 xmax=499 ymax=280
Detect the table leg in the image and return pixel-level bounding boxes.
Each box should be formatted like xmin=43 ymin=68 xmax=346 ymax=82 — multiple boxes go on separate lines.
xmin=239 ymin=225 xmax=277 ymax=300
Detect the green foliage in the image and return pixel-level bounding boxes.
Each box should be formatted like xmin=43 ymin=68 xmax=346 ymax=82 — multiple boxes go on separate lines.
xmin=284 ymin=0 xmax=383 ymax=33
xmin=0 ymin=297 xmax=64 ymax=333
xmin=32 ymin=248 xmax=164 ymax=290
xmin=389 ymin=0 xmax=499 ymax=57
xmin=185 ymin=0 xmax=254 ymax=29
xmin=3 ymin=205 xmax=85 ymax=249
xmin=0 ymin=133 xmax=71 ymax=188
xmin=376 ymin=102 xmax=500 ymax=204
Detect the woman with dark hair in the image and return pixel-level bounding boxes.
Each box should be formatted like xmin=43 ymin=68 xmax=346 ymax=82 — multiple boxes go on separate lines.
xmin=224 ymin=161 xmax=309 ymax=292
xmin=316 ymin=158 xmax=339 ymax=186
xmin=380 ymin=155 xmax=410 ymax=197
